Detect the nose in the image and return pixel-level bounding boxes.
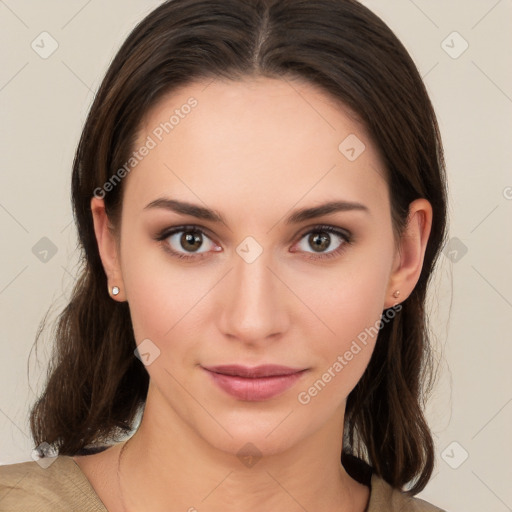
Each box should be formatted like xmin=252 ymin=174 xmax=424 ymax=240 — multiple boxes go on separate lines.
xmin=218 ymin=246 xmax=290 ymax=345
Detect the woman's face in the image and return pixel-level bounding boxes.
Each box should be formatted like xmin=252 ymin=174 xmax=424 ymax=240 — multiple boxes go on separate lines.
xmin=97 ymin=77 xmax=407 ymax=456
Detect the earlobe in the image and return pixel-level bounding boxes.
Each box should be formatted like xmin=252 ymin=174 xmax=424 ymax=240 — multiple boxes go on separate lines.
xmin=90 ymin=197 xmax=126 ymax=301
xmin=384 ymin=198 xmax=433 ymax=309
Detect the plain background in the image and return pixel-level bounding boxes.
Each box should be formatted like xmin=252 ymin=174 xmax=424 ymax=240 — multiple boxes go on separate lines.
xmin=1 ymin=1 xmax=511 ymax=510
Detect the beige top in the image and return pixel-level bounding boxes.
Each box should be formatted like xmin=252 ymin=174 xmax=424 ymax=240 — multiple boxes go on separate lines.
xmin=0 ymin=456 xmax=446 ymax=511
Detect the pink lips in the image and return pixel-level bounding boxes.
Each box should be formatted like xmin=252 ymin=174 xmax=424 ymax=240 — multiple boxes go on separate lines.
xmin=202 ymin=364 xmax=308 ymax=401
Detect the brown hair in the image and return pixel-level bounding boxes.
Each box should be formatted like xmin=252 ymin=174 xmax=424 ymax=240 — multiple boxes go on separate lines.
xmin=30 ymin=0 xmax=448 ymax=494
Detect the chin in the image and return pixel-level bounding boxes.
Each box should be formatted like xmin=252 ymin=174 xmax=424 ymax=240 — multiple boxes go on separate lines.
xmin=193 ymin=410 xmax=315 ymax=462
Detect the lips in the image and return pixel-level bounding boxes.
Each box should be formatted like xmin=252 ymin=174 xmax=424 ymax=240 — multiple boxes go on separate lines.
xmin=202 ymin=364 xmax=308 ymax=401
xmin=204 ymin=364 xmax=305 ymax=378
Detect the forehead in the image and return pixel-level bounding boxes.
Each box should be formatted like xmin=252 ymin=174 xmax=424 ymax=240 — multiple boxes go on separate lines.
xmin=124 ymin=77 xmax=389 ymax=220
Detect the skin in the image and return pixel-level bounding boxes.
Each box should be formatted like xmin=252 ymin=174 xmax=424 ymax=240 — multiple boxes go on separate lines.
xmin=75 ymin=76 xmax=432 ymax=512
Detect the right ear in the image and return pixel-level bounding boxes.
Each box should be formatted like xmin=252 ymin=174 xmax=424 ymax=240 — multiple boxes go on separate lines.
xmin=90 ymin=197 xmax=126 ymax=301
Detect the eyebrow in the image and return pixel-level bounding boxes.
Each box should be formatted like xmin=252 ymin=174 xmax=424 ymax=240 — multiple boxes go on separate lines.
xmin=143 ymin=198 xmax=370 ymax=224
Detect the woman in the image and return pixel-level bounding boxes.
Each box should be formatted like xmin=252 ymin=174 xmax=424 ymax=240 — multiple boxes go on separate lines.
xmin=0 ymin=0 xmax=449 ymax=510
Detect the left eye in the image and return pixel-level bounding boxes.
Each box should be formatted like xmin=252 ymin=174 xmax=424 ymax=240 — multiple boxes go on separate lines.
xmin=293 ymin=226 xmax=351 ymax=259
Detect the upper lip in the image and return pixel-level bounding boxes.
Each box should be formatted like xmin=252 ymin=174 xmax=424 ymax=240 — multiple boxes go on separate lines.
xmin=203 ymin=364 xmax=306 ymax=378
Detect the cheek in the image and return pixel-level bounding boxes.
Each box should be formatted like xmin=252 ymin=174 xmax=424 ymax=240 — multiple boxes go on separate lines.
xmin=125 ymin=264 xmax=204 ymax=344
xmin=119 ymin=231 xmax=203 ymax=345
xmin=294 ymin=246 xmax=392 ymax=397
xmin=303 ymin=243 xmax=391 ymax=336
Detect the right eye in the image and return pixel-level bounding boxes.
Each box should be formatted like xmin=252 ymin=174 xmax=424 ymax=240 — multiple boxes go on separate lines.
xmin=155 ymin=225 xmax=222 ymax=261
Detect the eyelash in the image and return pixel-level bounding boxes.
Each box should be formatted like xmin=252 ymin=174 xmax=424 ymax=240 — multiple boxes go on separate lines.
xmin=154 ymin=224 xmax=352 ymax=262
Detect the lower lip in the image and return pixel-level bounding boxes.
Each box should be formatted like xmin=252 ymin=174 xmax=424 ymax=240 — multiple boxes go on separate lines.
xmin=203 ymin=369 xmax=307 ymax=401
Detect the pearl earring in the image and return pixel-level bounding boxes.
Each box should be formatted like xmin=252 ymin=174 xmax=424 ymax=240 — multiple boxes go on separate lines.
xmin=392 ymin=290 xmax=400 ymax=298
xmin=112 ymin=286 xmax=120 ymax=296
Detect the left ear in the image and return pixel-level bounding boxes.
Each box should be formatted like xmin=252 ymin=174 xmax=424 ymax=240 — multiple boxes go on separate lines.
xmin=384 ymin=198 xmax=433 ymax=308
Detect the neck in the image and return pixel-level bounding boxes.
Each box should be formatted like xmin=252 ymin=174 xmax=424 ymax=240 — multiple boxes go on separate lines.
xmin=115 ymin=384 xmax=369 ymax=512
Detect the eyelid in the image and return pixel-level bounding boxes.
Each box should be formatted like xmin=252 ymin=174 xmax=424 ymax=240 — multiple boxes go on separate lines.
xmin=155 ymin=224 xmax=218 ymax=243
xmin=296 ymin=223 xmax=352 ymax=240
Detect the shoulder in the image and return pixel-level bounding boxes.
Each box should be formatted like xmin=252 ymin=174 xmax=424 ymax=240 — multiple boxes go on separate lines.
xmin=342 ymin=453 xmax=447 ymax=512
xmin=0 ymin=456 xmax=107 ymax=512
xmin=368 ymin=474 xmax=447 ymax=512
